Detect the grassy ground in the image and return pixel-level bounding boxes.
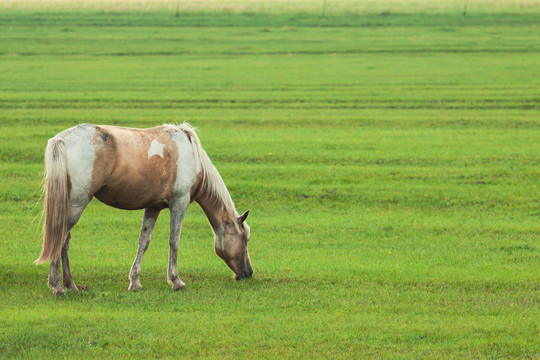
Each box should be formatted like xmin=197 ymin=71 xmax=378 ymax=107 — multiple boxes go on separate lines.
xmin=0 ymin=1 xmax=539 ymax=358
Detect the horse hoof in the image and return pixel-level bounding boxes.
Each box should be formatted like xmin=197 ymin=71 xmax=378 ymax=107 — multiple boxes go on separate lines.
xmin=53 ymin=287 xmax=65 ymax=296
xmin=77 ymin=285 xmax=91 ymax=291
xmin=64 ymin=283 xmax=79 ymax=291
xmin=128 ymin=283 xmax=142 ymax=291
xmin=172 ymin=282 xmax=186 ymax=291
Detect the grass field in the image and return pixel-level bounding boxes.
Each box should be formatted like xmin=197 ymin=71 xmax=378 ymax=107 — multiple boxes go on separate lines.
xmin=0 ymin=1 xmax=539 ymax=358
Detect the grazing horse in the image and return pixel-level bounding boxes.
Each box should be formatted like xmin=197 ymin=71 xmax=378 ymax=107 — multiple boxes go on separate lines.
xmin=36 ymin=123 xmax=252 ymax=295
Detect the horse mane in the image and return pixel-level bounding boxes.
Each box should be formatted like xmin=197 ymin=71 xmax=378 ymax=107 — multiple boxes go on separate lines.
xmin=175 ymin=123 xmax=237 ymax=215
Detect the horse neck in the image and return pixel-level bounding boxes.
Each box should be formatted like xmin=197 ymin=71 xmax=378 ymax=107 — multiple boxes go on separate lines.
xmin=194 ymin=180 xmax=238 ymax=233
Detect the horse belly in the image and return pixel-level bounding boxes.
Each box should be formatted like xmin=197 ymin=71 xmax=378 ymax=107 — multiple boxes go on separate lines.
xmin=94 ymin=172 xmax=172 ymax=210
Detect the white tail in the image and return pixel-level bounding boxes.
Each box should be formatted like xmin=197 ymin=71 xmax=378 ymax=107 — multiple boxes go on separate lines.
xmin=35 ymin=137 xmax=69 ymax=264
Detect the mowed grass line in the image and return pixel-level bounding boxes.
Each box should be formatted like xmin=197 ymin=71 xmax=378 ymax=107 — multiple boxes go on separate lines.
xmin=0 ymin=6 xmax=539 ymax=359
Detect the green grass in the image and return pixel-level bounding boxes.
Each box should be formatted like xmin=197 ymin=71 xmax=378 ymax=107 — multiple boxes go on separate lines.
xmin=0 ymin=2 xmax=539 ymax=358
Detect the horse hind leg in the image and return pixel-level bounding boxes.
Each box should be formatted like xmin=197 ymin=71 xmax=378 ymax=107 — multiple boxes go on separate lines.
xmin=128 ymin=207 xmax=161 ymax=291
xmin=63 ymin=205 xmax=89 ymax=290
xmin=48 ymin=259 xmax=64 ymax=296
xmin=61 ymin=233 xmax=77 ymax=291
xmin=48 ymin=235 xmax=75 ymax=295
xmin=49 ymin=204 xmax=87 ymax=295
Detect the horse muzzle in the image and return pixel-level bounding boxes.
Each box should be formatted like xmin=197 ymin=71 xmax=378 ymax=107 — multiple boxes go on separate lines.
xmin=235 ymin=266 xmax=253 ymax=280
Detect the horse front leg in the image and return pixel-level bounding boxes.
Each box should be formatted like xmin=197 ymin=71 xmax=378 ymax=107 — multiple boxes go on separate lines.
xmin=168 ymin=196 xmax=189 ymax=291
xmin=128 ymin=207 xmax=161 ymax=291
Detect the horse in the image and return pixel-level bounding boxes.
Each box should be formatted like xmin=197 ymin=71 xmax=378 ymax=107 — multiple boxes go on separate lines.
xmin=35 ymin=123 xmax=252 ymax=296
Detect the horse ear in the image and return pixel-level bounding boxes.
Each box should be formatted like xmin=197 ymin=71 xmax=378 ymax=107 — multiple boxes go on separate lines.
xmin=238 ymin=210 xmax=250 ymax=223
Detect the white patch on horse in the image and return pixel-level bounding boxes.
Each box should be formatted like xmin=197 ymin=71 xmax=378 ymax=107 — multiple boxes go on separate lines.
xmin=63 ymin=124 xmax=96 ymax=205
xmin=148 ymin=140 xmax=165 ymax=159
xmin=171 ymin=130 xmax=199 ymax=196
xmin=215 ymin=225 xmax=225 ymax=250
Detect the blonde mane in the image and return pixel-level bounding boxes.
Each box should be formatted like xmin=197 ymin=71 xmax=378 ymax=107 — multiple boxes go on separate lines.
xmin=176 ymin=123 xmax=237 ymax=215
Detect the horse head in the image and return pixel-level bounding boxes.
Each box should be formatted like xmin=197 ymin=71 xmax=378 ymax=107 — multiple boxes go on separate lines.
xmin=214 ymin=210 xmax=253 ymax=280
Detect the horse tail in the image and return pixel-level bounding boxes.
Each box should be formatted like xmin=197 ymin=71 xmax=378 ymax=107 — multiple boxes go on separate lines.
xmin=35 ymin=137 xmax=69 ymax=265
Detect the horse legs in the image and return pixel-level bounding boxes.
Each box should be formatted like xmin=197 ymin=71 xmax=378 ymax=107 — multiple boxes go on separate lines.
xmin=61 ymin=233 xmax=78 ymax=291
xmin=49 ymin=234 xmax=77 ymax=295
xmin=48 ymin=205 xmax=86 ymax=295
xmin=167 ymin=195 xmax=190 ymax=291
xmin=128 ymin=207 xmax=161 ymax=291
xmin=48 ymin=259 xmax=64 ymax=296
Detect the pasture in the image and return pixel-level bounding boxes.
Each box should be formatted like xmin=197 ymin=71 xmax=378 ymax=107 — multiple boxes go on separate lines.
xmin=0 ymin=1 xmax=538 ymax=358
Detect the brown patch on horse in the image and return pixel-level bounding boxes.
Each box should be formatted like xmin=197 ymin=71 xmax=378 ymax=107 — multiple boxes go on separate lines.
xmin=89 ymin=126 xmax=179 ymax=210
